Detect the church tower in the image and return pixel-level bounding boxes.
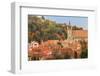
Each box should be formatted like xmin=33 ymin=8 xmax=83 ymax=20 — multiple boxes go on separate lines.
xmin=67 ymin=21 xmax=73 ymax=40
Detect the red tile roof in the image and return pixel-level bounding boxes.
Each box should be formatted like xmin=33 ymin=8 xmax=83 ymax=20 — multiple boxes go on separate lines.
xmin=72 ymin=30 xmax=88 ymax=38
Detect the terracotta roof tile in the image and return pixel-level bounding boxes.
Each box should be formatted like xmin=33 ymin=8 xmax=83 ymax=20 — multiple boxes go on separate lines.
xmin=72 ymin=30 xmax=88 ymax=38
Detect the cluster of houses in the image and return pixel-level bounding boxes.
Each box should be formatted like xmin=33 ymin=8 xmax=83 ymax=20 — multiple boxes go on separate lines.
xmin=28 ymin=39 xmax=84 ymax=60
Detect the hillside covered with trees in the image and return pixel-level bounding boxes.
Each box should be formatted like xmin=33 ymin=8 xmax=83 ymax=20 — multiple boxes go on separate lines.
xmin=28 ymin=15 xmax=83 ymax=43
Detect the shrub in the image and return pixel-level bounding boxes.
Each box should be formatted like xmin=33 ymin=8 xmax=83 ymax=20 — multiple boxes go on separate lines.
xmin=81 ymin=49 xmax=88 ymax=58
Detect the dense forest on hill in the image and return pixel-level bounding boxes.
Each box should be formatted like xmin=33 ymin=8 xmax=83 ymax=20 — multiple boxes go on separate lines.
xmin=28 ymin=15 xmax=83 ymax=43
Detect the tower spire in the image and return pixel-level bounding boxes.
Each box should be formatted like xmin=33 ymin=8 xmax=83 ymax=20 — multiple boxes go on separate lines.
xmin=69 ymin=21 xmax=72 ymax=30
xmin=69 ymin=21 xmax=71 ymax=25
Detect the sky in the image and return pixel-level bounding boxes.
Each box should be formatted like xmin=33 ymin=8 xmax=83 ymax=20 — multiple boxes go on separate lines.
xmin=44 ymin=16 xmax=88 ymax=30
